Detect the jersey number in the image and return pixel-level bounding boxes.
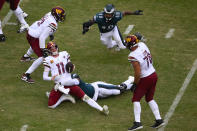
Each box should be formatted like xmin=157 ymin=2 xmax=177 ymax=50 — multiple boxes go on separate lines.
xmin=56 ymin=62 xmax=65 ymax=75
xmin=143 ymin=50 xmax=152 ymax=67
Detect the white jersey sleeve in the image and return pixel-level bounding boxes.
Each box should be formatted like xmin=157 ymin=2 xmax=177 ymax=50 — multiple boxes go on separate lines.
xmin=128 ymin=42 xmax=155 ymax=78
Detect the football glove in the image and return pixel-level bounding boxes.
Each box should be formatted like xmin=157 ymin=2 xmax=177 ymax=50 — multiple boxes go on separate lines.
xmin=49 ymin=35 xmax=54 ymax=41
xmin=41 ymin=48 xmax=50 ymax=58
xmin=134 ymin=10 xmax=143 ymax=15
xmin=66 ymin=62 xmax=75 ymax=73
xmin=82 ymin=20 xmax=94 ymax=34
xmin=130 ymin=83 xmax=137 ymax=92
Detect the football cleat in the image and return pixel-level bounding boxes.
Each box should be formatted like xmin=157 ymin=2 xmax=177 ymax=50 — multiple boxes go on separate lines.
xmin=17 ymin=24 xmax=29 ymax=33
xmin=20 ymin=56 xmax=36 ymax=62
xmin=21 ymin=73 xmax=35 ymax=84
xmin=151 ymin=119 xmax=165 ymax=129
xmin=0 ymin=34 xmax=6 ymax=42
xmin=128 ymin=122 xmax=143 ymax=131
xmin=118 ymin=83 xmax=127 ymax=93
xmin=46 ymin=91 xmax=50 ymax=98
xmin=22 ymin=12 xmax=28 ymax=19
xmin=102 ymin=105 xmax=109 ymax=115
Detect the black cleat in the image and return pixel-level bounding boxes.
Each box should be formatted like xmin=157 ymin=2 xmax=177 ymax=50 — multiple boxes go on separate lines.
xmin=151 ymin=119 xmax=165 ymax=129
xmin=128 ymin=122 xmax=143 ymax=131
xmin=20 ymin=56 xmax=36 ymax=62
xmin=119 ymin=83 xmax=127 ymax=93
xmin=0 ymin=34 xmax=6 ymax=42
xmin=21 ymin=73 xmax=35 ymax=84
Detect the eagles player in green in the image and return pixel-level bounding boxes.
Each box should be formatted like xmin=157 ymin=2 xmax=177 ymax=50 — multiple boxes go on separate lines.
xmin=46 ymin=74 xmax=134 ymax=102
xmin=82 ymin=4 xmax=143 ymax=51
xmin=72 ymin=74 xmax=134 ymax=101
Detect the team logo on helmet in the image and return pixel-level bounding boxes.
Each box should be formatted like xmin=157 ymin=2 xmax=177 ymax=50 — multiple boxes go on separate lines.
xmin=104 ymin=4 xmax=115 ymax=22
xmin=125 ymin=35 xmax=139 ymax=49
xmin=51 ymin=6 xmax=66 ymax=22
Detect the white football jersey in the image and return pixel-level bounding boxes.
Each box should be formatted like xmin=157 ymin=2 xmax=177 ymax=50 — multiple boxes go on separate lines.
xmin=128 ymin=42 xmax=155 ymax=78
xmin=28 ymin=12 xmax=58 ymax=38
xmin=43 ymin=51 xmax=70 ymax=78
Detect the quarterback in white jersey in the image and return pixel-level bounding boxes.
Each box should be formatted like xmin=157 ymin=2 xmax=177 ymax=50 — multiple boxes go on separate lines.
xmin=125 ymin=34 xmax=164 ymax=131
xmin=21 ymin=6 xmax=66 ymax=84
xmin=42 ymin=42 xmax=109 ymax=115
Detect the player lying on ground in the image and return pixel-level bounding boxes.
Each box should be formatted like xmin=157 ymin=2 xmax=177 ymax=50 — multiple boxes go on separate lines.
xmin=42 ymin=42 xmax=109 ymax=115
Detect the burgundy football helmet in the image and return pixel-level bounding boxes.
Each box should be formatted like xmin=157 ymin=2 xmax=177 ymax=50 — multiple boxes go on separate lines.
xmin=51 ymin=6 xmax=66 ymax=22
xmin=47 ymin=41 xmax=58 ymax=55
xmin=125 ymin=35 xmax=139 ymax=49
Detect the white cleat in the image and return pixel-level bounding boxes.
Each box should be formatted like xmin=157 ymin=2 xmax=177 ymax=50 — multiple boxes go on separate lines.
xmin=17 ymin=24 xmax=29 ymax=33
xmin=102 ymin=105 xmax=109 ymax=115
xmin=22 ymin=12 xmax=28 ymax=18
xmin=46 ymin=91 xmax=50 ymax=98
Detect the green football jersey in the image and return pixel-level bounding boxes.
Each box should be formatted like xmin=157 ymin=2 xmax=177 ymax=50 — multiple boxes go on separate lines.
xmin=79 ymin=79 xmax=95 ymax=98
xmin=93 ymin=11 xmax=123 ymax=33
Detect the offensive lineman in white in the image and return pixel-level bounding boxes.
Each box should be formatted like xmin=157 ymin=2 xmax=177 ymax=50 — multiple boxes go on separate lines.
xmin=21 ymin=6 xmax=66 ymax=83
xmin=125 ymin=34 xmax=164 ymax=131
xmin=42 ymin=42 xmax=109 ymax=115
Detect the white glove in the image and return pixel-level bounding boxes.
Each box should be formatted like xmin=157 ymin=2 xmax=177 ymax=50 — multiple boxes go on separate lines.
xmin=54 ymin=83 xmax=70 ymax=94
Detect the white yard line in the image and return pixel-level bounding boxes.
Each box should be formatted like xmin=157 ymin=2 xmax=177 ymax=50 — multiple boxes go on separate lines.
xmin=20 ymin=124 xmax=28 ymax=131
xmin=158 ymin=59 xmax=197 ymax=131
xmin=165 ymin=28 xmax=175 ymax=39
xmin=2 ymin=0 xmax=23 ymax=28
xmin=124 ymin=25 xmax=134 ymax=34
xmin=6 ymin=22 xmax=18 ymax=25
xmin=2 ymin=10 xmax=13 ymax=28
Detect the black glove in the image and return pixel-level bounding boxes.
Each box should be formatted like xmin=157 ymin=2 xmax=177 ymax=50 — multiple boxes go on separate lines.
xmin=82 ymin=27 xmax=89 ymax=34
xmin=41 ymin=48 xmax=50 ymax=58
xmin=49 ymin=35 xmax=54 ymax=41
xmin=134 ymin=10 xmax=143 ymax=15
xmin=130 ymin=83 xmax=137 ymax=92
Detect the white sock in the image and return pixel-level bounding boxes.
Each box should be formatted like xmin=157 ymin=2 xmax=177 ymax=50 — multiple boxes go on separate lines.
xmin=14 ymin=6 xmax=27 ymax=25
xmin=148 ymin=100 xmax=162 ymax=120
xmin=25 ymin=57 xmax=43 ymax=74
xmin=0 ymin=20 xmax=3 ymax=34
xmin=82 ymin=95 xmax=103 ymax=111
xmin=24 ymin=47 xmax=34 ymax=57
xmin=133 ymin=102 xmax=141 ymax=122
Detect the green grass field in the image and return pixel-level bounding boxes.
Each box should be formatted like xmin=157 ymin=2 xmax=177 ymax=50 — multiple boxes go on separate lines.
xmin=0 ymin=0 xmax=197 ymax=131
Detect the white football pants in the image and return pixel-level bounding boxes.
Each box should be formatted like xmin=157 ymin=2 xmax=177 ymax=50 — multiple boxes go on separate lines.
xmin=100 ymin=26 xmax=126 ymax=49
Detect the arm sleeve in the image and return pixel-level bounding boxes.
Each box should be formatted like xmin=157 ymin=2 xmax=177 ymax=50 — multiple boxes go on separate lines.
xmin=60 ymin=78 xmax=80 ymax=86
xmin=43 ymin=66 xmax=52 ymax=81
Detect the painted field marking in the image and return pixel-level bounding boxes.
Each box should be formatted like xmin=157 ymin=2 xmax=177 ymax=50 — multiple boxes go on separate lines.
xmin=158 ymin=59 xmax=197 ymax=131
xmin=6 ymin=22 xmax=18 ymax=25
xmin=165 ymin=28 xmax=175 ymax=38
xmin=2 ymin=0 xmax=23 ymax=28
xmin=20 ymin=124 xmax=28 ymax=131
xmin=2 ymin=10 xmax=13 ymax=28
xmin=124 ymin=25 xmax=134 ymax=34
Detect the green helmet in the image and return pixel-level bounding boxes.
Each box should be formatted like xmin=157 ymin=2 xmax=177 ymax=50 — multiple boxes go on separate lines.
xmin=103 ymin=4 xmax=115 ymax=22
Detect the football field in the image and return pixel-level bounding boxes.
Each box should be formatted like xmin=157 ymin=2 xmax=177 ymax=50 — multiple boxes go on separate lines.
xmin=0 ymin=0 xmax=197 ymax=131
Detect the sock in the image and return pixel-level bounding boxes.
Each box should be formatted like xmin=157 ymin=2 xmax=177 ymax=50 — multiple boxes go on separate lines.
xmin=25 ymin=57 xmax=43 ymax=74
xmin=14 ymin=6 xmax=27 ymax=25
xmin=133 ymin=102 xmax=141 ymax=122
xmin=148 ymin=100 xmax=162 ymax=120
xmin=82 ymin=95 xmax=103 ymax=111
xmin=0 ymin=20 xmax=3 ymax=34
xmin=24 ymin=47 xmax=34 ymax=57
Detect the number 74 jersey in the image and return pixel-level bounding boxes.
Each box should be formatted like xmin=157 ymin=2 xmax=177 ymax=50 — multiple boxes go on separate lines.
xmin=128 ymin=42 xmax=156 ymax=78
xmin=43 ymin=51 xmax=71 ymax=77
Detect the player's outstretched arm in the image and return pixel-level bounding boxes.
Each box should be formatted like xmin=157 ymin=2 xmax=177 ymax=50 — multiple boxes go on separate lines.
xmin=82 ymin=19 xmax=95 ymax=34
xmin=123 ymin=10 xmax=143 ymax=16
